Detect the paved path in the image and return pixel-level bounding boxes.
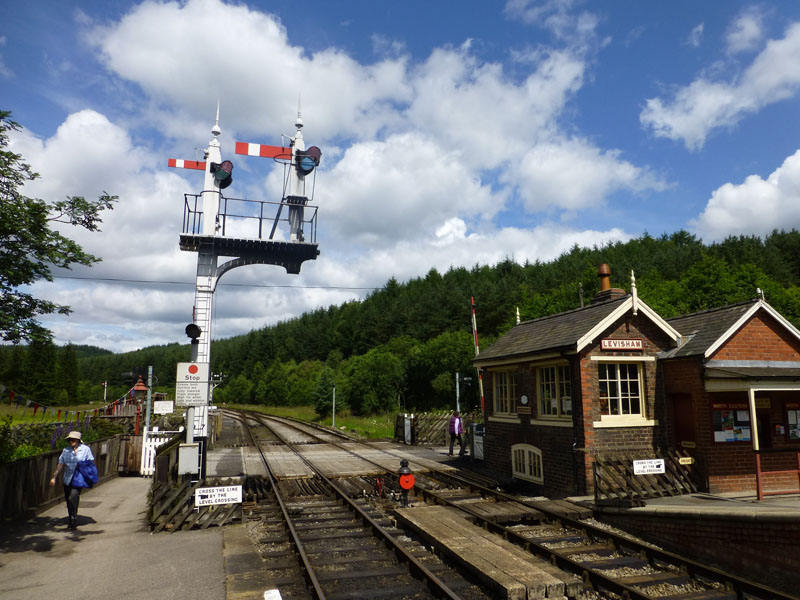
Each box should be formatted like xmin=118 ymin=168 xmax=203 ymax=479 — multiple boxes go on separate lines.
xmin=0 ymin=477 xmax=225 ymax=600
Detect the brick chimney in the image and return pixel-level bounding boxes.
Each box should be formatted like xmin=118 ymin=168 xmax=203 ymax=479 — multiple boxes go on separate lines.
xmin=591 ymin=263 xmax=627 ymax=304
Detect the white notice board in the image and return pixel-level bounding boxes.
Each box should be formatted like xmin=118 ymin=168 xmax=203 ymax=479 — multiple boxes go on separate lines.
xmin=175 ymin=362 xmax=209 ymax=407
xmin=153 ymin=400 xmax=174 ymax=414
xmin=195 ymin=485 xmax=242 ymax=507
xmin=633 ymin=458 xmax=665 ymax=475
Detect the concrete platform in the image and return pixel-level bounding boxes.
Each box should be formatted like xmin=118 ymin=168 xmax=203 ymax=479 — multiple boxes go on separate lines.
xmin=570 ymin=490 xmax=800 ymax=519
xmin=0 ymin=476 xmax=227 ymax=600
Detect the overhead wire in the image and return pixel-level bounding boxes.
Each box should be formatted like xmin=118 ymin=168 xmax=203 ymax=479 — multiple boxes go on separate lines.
xmin=50 ymin=273 xmax=382 ymax=291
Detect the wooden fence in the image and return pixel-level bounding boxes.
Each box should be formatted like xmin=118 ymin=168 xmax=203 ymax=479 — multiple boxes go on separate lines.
xmin=592 ymin=448 xmax=702 ymax=507
xmin=0 ymin=435 xmax=121 ymax=520
xmin=394 ymin=410 xmax=481 ymax=446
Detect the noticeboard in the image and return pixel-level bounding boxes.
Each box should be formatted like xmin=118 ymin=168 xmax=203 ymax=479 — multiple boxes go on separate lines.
xmin=175 ymin=362 xmax=209 ymax=407
xmin=153 ymin=400 xmax=173 ymax=414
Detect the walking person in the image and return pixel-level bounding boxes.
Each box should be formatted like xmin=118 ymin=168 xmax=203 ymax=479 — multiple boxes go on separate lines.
xmin=50 ymin=431 xmax=95 ymax=530
xmin=449 ymin=411 xmax=465 ymax=457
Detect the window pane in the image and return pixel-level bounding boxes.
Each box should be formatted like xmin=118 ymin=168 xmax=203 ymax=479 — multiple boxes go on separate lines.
xmin=599 ymin=362 xmax=643 ymax=417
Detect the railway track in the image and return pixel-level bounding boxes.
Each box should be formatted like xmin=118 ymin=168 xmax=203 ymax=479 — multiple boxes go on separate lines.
xmin=231 ymin=409 xmax=491 ymax=600
xmin=224 ymin=409 xmax=797 ymax=600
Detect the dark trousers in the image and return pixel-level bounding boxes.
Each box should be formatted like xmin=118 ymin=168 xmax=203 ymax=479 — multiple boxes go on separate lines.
xmin=64 ymin=484 xmax=81 ymax=522
xmin=449 ymin=433 xmax=464 ymax=456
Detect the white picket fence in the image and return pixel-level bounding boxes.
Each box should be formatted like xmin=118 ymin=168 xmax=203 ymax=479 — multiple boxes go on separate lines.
xmin=140 ymin=431 xmax=180 ymax=476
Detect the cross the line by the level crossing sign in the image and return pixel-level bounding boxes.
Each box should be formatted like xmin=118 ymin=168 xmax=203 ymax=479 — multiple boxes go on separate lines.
xmin=633 ymin=458 xmax=665 ymax=475
xmin=195 ymin=485 xmax=242 ymax=507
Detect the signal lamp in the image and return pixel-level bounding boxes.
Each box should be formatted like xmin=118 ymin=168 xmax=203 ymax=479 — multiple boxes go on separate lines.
xmin=210 ymin=160 xmax=234 ymax=189
xmin=295 ymin=146 xmax=321 ymax=176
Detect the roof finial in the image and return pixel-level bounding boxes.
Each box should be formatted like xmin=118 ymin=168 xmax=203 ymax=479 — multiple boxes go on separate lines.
xmin=516 ymin=306 xmax=520 ymax=325
xmin=212 ymin=100 xmax=221 ymax=137
xmin=631 ymin=269 xmax=638 ymax=316
xmin=295 ymin=94 xmax=304 ymax=130
xmin=756 ymin=287 xmax=765 ymax=302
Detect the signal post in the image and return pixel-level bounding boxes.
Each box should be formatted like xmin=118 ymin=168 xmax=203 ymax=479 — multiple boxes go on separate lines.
xmin=170 ymin=104 xmax=322 ymax=477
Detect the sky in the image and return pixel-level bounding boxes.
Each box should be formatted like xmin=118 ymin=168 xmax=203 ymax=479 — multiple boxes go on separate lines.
xmin=5 ymin=0 xmax=800 ymax=353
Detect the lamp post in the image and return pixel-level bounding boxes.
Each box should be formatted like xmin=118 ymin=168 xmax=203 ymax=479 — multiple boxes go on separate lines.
xmin=132 ymin=376 xmax=148 ymax=435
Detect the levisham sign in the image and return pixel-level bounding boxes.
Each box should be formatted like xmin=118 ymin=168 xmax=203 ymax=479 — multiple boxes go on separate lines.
xmin=601 ymin=338 xmax=643 ymax=350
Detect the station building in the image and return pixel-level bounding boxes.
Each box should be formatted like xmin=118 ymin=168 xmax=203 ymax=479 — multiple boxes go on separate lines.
xmin=474 ymin=265 xmax=800 ymax=498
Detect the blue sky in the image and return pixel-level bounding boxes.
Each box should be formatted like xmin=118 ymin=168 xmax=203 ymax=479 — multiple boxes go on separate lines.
xmin=4 ymin=0 xmax=800 ymax=352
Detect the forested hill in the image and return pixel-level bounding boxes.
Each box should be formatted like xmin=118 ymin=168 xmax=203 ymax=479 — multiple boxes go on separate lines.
xmin=5 ymin=230 xmax=800 ymax=413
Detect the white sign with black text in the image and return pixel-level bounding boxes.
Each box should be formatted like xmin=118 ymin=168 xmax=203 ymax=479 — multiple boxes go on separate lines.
xmin=632 ymin=458 xmax=665 ymax=475
xmin=153 ymin=400 xmax=174 ymax=414
xmin=175 ymin=362 xmax=209 ymax=407
xmin=195 ymin=485 xmax=243 ymax=507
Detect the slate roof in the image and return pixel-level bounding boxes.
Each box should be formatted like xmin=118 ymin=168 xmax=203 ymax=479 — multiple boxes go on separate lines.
xmin=704 ymin=364 xmax=800 ymax=379
xmin=664 ymin=300 xmax=757 ymax=358
xmin=475 ymin=296 xmax=629 ymax=363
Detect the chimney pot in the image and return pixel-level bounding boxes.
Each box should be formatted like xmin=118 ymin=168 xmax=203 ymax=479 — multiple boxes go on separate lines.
xmin=591 ymin=263 xmax=627 ymax=304
xmin=598 ymin=263 xmax=611 ymax=291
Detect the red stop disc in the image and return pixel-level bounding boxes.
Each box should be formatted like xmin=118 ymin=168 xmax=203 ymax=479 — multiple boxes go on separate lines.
xmin=399 ymin=474 xmax=415 ymax=490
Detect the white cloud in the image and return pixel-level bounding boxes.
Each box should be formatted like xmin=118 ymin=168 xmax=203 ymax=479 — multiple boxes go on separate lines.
xmin=641 ymin=22 xmax=800 ymax=150
xmin=504 ymin=0 xmax=600 ymax=49
xmin=89 ymin=0 xmax=411 ymax=143
xmin=686 ymin=23 xmax=704 ymax=48
xmin=691 ymin=149 xmax=800 ymax=240
xmin=8 ymin=0 xmax=669 ymax=351
xmin=0 ymin=35 xmax=11 ymax=78
xmin=727 ymin=8 xmax=764 ymax=54
xmin=511 ymin=138 xmax=668 ymax=213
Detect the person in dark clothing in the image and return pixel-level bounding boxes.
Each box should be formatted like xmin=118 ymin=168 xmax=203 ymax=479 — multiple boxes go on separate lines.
xmin=449 ymin=411 xmax=465 ymax=457
xmin=50 ymin=431 xmax=95 ymax=530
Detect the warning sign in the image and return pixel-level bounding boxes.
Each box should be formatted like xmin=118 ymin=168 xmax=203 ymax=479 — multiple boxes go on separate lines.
xmin=632 ymin=458 xmax=665 ymax=475
xmin=175 ymin=362 xmax=209 ymax=407
xmin=195 ymin=485 xmax=242 ymax=507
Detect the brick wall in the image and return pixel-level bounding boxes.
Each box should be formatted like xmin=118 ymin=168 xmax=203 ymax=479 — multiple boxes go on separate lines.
xmin=662 ymin=309 xmax=800 ymax=494
xmin=579 ymin=315 xmax=673 ymax=492
xmin=712 ymin=311 xmax=800 ymax=361
xmin=484 ymin=361 xmax=582 ymax=497
xmin=598 ymin=509 xmax=800 ymax=590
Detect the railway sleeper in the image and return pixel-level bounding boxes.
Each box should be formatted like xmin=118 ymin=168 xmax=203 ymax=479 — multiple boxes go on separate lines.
xmin=324 ymin=582 xmax=429 ymax=600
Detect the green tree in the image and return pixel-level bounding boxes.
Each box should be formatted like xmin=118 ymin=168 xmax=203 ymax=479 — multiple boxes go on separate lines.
xmin=57 ymin=344 xmax=80 ymax=403
xmin=313 ymin=367 xmax=338 ymax=418
xmin=343 ymin=348 xmax=404 ymax=415
xmin=0 ymin=110 xmax=116 ymax=343
xmin=219 ymin=374 xmax=253 ymax=404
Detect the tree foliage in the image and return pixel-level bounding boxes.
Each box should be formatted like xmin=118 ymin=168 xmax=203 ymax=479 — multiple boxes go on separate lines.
xmin=0 ymin=110 xmax=116 ymax=343
xmin=5 ymin=226 xmax=800 ymax=415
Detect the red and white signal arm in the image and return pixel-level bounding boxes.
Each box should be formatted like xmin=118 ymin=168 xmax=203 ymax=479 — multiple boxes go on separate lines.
xmin=399 ymin=472 xmax=415 ymax=490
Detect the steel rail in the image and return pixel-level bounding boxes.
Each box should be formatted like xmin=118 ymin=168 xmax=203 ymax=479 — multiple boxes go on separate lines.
xmin=235 ymin=411 xmax=327 ymax=600
xmin=423 ymin=467 xmax=796 ymax=600
xmin=233 ymin=409 xmax=464 ymax=600
xmin=234 ymin=410 xmax=795 ymax=600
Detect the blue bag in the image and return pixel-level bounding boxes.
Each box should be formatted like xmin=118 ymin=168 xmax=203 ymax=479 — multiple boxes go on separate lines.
xmin=72 ymin=460 xmax=99 ymax=488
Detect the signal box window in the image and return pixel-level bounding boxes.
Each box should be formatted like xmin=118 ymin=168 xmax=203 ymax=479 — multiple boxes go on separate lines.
xmin=512 ymin=444 xmax=543 ymax=484
xmin=538 ymin=365 xmax=572 ymax=419
xmin=599 ymin=363 xmax=642 ymax=417
xmin=493 ymin=371 xmax=517 ymax=416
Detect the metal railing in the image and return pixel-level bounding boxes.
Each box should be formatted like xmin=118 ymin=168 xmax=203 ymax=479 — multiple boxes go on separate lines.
xmin=182 ymin=192 xmax=318 ymax=243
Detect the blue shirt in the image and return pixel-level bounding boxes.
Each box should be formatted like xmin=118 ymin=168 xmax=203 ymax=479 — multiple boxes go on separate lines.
xmin=58 ymin=444 xmax=95 ymax=485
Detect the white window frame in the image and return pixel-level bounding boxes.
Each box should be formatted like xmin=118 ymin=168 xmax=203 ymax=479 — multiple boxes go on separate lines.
xmin=590 ymin=356 xmax=656 ymax=427
xmin=537 ymin=364 xmax=572 ymax=420
xmin=492 ymin=370 xmax=517 ymax=417
xmin=511 ymin=444 xmax=543 ymax=484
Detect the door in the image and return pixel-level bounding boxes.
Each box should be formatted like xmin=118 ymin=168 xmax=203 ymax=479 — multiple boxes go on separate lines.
xmin=672 ymin=394 xmax=696 ymax=450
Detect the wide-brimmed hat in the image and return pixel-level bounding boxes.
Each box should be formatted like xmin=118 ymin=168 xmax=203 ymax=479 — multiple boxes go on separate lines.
xmin=65 ymin=431 xmax=82 ymax=441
